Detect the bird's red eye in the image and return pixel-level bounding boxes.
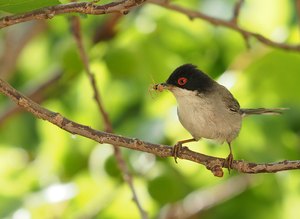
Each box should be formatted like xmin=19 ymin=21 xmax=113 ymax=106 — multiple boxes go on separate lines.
xmin=177 ymin=77 xmax=188 ymax=86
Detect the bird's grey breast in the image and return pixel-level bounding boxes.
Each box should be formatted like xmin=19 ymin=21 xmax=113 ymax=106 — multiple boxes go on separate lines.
xmin=173 ymin=87 xmax=242 ymax=142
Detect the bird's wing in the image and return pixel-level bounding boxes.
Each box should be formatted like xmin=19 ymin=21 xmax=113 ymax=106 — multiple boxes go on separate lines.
xmin=218 ymin=85 xmax=240 ymax=113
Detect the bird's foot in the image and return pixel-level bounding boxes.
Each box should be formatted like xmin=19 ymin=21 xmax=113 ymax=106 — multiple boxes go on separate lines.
xmin=225 ymin=153 xmax=234 ymax=173
xmin=172 ymin=138 xmax=196 ymax=163
xmin=172 ymin=142 xmax=183 ymax=163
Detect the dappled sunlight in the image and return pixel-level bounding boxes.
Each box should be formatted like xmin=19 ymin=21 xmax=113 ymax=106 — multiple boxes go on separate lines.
xmin=0 ymin=0 xmax=299 ymax=218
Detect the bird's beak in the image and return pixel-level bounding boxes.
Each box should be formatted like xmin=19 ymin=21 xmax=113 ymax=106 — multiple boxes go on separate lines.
xmin=153 ymin=83 xmax=171 ymax=92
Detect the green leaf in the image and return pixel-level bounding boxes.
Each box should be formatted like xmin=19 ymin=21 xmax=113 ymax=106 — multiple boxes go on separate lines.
xmin=0 ymin=0 xmax=61 ymax=14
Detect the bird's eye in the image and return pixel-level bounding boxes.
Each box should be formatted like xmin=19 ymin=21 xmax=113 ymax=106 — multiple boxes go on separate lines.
xmin=177 ymin=77 xmax=188 ymax=86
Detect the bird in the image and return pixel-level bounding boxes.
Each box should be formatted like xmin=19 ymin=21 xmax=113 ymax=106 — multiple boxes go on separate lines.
xmin=153 ymin=64 xmax=286 ymax=169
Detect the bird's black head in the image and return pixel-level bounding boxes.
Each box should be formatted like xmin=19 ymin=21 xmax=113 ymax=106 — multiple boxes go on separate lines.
xmin=166 ymin=64 xmax=215 ymax=92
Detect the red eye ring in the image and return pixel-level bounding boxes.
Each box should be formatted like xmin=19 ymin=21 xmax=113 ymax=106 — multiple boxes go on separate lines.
xmin=177 ymin=77 xmax=188 ymax=86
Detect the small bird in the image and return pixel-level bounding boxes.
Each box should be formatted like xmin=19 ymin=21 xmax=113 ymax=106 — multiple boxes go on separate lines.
xmin=154 ymin=64 xmax=285 ymax=168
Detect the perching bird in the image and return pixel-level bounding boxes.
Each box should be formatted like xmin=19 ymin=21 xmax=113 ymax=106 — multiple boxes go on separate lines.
xmin=154 ymin=64 xmax=285 ymax=168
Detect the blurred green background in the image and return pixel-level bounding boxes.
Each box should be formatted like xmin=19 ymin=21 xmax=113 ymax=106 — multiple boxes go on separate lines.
xmin=0 ymin=0 xmax=300 ymax=218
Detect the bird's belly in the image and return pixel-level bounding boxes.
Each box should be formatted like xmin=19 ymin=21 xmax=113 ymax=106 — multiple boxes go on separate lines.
xmin=177 ymin=101 xmax=241 ymax=143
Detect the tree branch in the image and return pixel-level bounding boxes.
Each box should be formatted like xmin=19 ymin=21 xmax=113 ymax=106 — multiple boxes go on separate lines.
xmin=0 ymin=12 xmax=121 ymax=126
xmin=0 ymin=0 xmax=146 ymax=29
xmin=1 ymin=78 xmax=300 ymax=177
xmin=231 ymin=0 xmax=244 ymax=24
xmin=92 ymin=13 xmax=122 ymax=43
xmin=70 ymin=16 xmax=148 ymax=219
xmin=1 ymin=0 xmax=299 ymax=52
xmin=0 ymin=70 xmax=62 ymax=126
xmin=149 ymin=0 xmax=300 ymax=52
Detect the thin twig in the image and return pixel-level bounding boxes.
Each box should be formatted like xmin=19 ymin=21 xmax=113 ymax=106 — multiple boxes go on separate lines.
xmin=231 ymin=0 xmax=244 ymax=24
xmin=149 ymin=0 xmax=300 ymax=52
xmin=1 ymin=78 xmax=300 ymax=177
xmin=93 ymin=14 xmax=122 ymax=43
xmin=0 ymin=0 xmax=146 ymax=29
xmin=70 ymin=17 xmax=148 ymax=219
xmin=1 ymin=0 xmax=299 ymax=52
xmin=230 ymin=0 xmax=250 ymax=48
xmin=0 ymin=12 xmax=122 ymax=126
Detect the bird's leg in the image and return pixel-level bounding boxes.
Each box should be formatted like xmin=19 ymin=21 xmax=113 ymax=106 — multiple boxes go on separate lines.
xmin=173 ymin=138 xmax=196 ymax=163
xmin=225 ymin=142 xmax=234 ymax=173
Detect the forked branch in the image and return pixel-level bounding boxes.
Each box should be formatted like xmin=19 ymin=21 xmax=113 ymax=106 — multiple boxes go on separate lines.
xmin=1 ymin=0 xmax=299 ymax=52
xmin=1 ymin=78 xmax=300 ymax=177
xmin=0 ymin=0 xmax=145 ymax=28
xmin=149 ymin=0 xmax=300 ymax=52
xmin=70 ymin=17 xmax=147 ymax=219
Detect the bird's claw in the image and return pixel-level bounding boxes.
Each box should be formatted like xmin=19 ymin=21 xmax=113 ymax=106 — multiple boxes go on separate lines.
xmin=225 ymin=153 xmax=234 ymax=173
xmin=172 ymin=142 xmax=183 ymax=163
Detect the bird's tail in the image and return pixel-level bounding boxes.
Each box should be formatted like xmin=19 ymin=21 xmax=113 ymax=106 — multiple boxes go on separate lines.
xmin=240 ymin=108 xmax=288 ymax=117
